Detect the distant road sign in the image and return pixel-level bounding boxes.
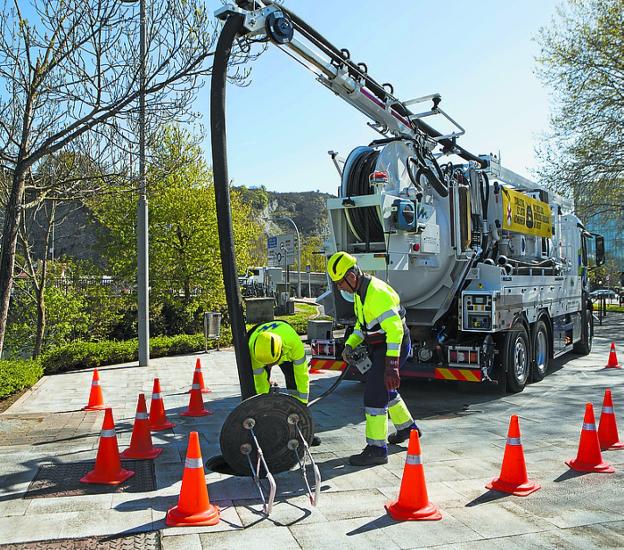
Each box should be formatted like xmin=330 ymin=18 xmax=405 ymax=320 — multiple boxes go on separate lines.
xmin=267 ymin=233 xmax=295 ymax=267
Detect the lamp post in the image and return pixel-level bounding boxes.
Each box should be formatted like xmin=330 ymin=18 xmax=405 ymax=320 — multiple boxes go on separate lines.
xmin=122 ymin=0 xmax=149 ymax=366
xmin=274 ymin=216 xmax=301 ymax=298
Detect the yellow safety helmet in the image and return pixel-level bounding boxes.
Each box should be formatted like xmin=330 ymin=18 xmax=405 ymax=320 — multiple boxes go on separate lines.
xmin=254 ymin=331 xmax=283 ymax=364
xmin=327 ymin=251 xmax=357 ymax=282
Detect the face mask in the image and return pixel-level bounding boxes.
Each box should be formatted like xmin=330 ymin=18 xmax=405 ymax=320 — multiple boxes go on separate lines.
xmin=340 ymin=289 xmax=354 ymax=303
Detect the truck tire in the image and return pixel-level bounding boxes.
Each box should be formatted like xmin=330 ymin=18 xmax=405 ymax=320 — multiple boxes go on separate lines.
xmin=572 ymin=307 xmax=593 ymax=355
xmin=531 ymin=319 xmax=551 ymax=382
xmin=503 ymin=322 xmax=530 ymax=393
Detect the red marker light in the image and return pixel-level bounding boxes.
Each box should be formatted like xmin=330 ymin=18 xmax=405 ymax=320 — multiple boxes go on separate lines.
xmin=412 ymin=243 xmax=420 ymax=252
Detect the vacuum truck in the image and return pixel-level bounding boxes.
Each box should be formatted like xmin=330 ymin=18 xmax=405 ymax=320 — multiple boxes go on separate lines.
xmin=313 ymin=152 xmax=604 ymax=392
xmin=211 ymin=2 xmax=605 ymax=394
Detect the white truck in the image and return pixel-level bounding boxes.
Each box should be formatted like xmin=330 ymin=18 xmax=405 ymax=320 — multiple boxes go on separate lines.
xmin=314 ymin=152 xmax=604 ymax=392
xmin=215 ymin=2 xmax=605 ymax=392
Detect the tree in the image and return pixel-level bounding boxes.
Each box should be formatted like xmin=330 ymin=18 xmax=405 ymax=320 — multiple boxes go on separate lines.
xmin=91 ymin=126 xmax=261 ymax=331
xmin=0 ymin=0 xmax=256 ymax=355
xmin=535 ymin=0 xmax=624 ymax=224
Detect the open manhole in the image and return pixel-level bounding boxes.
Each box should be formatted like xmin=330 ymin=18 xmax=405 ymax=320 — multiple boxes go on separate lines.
xmin=0 ymin=532 xmax=159 ymax=549
xmin=25 ymin=460 xmax=156 ymax=499
xmin=205 ymin=454 xmax=245 ymax=476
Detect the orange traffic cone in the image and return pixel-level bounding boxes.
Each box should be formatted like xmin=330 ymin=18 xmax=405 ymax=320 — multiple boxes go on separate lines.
xmin=566 ymin=403 xmax=615 ymax=473
xmin=189 ymin=358 xmax=211 ymax=394
xmin=81 ymin=408 xmax=135 ymax=485
xmin=166 ymin=431 xmax=220 ymax=526
xmin=486 ymin=415 xmax=540 ymax=496
xmin=149 ymin=378 xmax=175 ymax=431
xmin=605 ymin=343 xmax=621 ymax=369
xmin=181 ymin=370 xmax=212 ymax=417
xmin=385 ymin=429 xmax=441 ymax=521
xmin=83 ymin=369 xmax=107 ymax=411
xmin=121 ymin=394 xmax=163 ymax=459
xmin=598 ymin=389 xmax=624 ymax=451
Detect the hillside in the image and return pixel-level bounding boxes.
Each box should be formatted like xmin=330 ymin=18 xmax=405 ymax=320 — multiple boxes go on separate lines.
xmin=235 ymin=186 xmax=334 ymax=238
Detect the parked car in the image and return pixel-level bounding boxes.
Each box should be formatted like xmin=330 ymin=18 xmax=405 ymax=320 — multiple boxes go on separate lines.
xmin=590 ymin=289 xmax=617 ymax=300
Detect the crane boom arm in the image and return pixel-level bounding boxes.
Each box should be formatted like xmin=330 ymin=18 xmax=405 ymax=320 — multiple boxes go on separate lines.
xmin=216 ymin=1 xmax=487 ymax=168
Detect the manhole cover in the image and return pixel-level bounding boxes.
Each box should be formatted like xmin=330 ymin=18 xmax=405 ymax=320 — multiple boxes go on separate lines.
xmin=25 ymin=460 xmax=156 ymax=499
xmin=0 ymin=532 xmax=159 ymax=549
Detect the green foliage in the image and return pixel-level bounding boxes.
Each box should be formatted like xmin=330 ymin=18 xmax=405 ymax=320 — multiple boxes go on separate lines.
xmin=535 ymin=0 xmax=624 ymax=220
xmin=89 ymin=125 xmax=261 ymax=333
xmin=301 ymin=235 xmax=327 ymax=272
xmin=0 ymin=359 xmax=43 ymax=400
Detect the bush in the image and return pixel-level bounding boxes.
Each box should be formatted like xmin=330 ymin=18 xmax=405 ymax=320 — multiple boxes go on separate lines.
xmin=0 ymin=359 xmax=43 ymax=400
xmin=19 ymin=303 xmax=319 ymax=384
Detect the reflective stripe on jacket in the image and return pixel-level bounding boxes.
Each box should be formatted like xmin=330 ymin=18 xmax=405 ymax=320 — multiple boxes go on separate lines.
xmin=345 ymin=275 xmax=404 ymax=358
xmin=248 ymin=321 xmax=309 ymax=402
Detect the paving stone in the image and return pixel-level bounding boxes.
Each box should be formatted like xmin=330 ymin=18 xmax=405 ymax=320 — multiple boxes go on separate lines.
xmin=56 ymin=509 xmax=153 ymax=539
xmin=446 ymin=500 xmax=556 ymax=538
xmin=0 ymin=512 xmax=77 ymax=544
xmin=234 ymin=494 xmax=328 ymax=528
xmin=161 ymin=533 xmax=202 ymax=550
xmin=198 ymin=525 xmax=300 ymax=549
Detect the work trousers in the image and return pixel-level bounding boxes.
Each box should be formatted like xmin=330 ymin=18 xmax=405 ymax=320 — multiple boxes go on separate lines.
xmin=265 ymin=362 xmax=305 ymax=403
xmin=364 ymin=335 xmax=414 ymax=447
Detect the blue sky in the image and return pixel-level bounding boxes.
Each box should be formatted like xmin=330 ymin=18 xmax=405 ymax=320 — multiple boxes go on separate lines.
xmin=199 ymin=0 xmax=561 ymax=195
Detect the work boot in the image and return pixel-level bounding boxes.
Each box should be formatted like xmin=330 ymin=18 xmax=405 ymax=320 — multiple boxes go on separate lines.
xmin=349 ymin=445 xmax=388 ymax=466
xmin=311 ymin=435 xmax=321 ymax=447
xmin=388 ymin=424 xmax=422 ymax=445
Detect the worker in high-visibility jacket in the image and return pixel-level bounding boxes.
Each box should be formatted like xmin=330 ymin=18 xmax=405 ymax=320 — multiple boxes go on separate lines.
xmin=248 ymin=320 xmax=310 ymax=403
xmin=328 ymin=251 xmax=420 ymax=466
xmin=248 ymin=320 xmax=321 ymax=446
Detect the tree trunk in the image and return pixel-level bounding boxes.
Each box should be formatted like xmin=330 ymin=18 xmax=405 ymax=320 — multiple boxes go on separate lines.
xmin=0 ymin=167 xmax=27 ymax=357
xmin=33 ymin=285 xmax=46 ymax=358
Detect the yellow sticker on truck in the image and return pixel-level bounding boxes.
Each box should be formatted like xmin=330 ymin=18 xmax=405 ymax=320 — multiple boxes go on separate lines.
xmin=501 ymin=187 xmax=552 ymax=238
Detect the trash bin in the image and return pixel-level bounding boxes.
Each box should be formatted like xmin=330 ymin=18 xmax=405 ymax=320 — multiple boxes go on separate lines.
xmin=204 ymin=312 xmax=222 ymax=351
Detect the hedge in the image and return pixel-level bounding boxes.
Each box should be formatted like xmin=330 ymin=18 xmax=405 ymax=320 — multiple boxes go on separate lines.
xmin=0 ymin=359 xmax=44 ymax=400
xmin=1 ymin=302 xmax=321 ymax=400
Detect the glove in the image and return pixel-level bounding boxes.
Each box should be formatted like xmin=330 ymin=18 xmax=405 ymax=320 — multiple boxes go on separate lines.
xmin=342 ymin=344 xmax=355 ymax=363
xmin=384 ymin=356 xmax=401 ymax=391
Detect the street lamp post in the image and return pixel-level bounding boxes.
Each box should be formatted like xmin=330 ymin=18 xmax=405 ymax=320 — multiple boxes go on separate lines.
xmin=137 ymin=0 xmax=149 ymax=367
xmin=275 ymin=216 xmax=301 ymax=298
xmin=123 ymin=0 xmax=150 ymax=366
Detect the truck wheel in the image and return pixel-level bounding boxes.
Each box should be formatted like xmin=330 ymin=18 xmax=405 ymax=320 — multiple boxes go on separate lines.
xmin=504 ymin=323 xmax=530 ymax=393
xmin=573 ymin=307 xmax=593 ymax=355
xmin=531 ymin=320 xmax=551 ymax=382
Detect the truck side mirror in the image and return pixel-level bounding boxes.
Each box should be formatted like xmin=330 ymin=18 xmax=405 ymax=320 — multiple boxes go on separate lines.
xmin=595 ymin=235 xmax=605 ymax=266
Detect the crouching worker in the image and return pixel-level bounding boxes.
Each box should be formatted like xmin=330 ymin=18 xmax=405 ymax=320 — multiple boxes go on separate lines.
xmin=327 ymin=251 xmax=421 ymax=466
xmin=248 ymin=320 xmax=320 ymax=445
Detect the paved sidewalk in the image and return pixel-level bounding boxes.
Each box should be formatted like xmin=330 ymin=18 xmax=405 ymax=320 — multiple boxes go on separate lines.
xmin=1 ymin=316 xmax=624 ymax=548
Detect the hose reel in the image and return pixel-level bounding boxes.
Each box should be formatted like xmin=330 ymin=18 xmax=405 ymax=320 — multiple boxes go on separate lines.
xmin=342 ymin=147 xmax=384 ymax=243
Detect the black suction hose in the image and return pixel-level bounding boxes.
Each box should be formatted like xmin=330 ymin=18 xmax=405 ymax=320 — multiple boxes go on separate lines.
xmin=308 ymin=363 xmax=354 ymax=408
xmin=211 ymin=14 xmax=256 ymax=400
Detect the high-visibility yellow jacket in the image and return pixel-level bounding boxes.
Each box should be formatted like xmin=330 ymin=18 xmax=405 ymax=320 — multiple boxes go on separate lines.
xmin=345 ymin=275 xmax=405 ymax=358
xmin=248 ymin=320 xmax=309 ymax=403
